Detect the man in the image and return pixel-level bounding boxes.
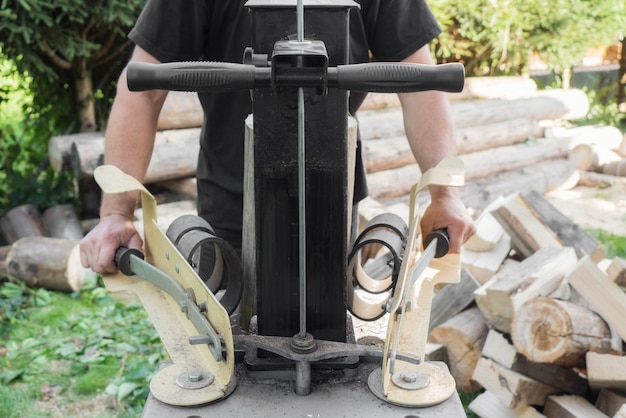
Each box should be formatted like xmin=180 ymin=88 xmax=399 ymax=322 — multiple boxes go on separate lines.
xmin=79 ymin=0 xmax=475 ymax=274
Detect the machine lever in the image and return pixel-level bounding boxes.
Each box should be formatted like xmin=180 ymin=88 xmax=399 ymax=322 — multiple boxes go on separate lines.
xmin=334 ymin=62 xmax=464 ymax=93
xmin=126 ymin=61 xmax=465 ymax=94
xmin=423 ymin=228 xmax=450 ymax=259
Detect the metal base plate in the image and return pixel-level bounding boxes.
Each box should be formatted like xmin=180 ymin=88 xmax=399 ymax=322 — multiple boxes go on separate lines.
xmin=141 ymin=362 xmax=466 ymax=418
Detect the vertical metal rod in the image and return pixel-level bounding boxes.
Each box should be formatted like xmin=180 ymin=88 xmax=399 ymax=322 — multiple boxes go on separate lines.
xmin=296 ymin=0 xmax=307 ymax=338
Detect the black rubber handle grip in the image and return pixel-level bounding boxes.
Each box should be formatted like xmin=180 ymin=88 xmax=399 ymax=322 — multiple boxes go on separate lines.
xmin=335 ymin=62 xmax=465 ymax=93
xmin=127 ymin=61 xmax=258 ymax=92
xmin=423 ymin=228 xmax=450 ymax=259
xmin=114 ymin=247 xmax=145 ymax=276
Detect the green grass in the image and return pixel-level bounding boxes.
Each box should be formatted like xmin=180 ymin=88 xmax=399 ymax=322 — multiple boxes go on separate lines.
xmin=587 ymin=228 xmax=626 ymax=259
xmin=0 ymin=278 xmax=167 ymax=417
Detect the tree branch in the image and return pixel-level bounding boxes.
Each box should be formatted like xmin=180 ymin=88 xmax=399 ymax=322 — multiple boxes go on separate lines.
xmin=92 ymin=39 xmax=132 ymax=68
xmin=42 ymin=41 xmax=72 ymax=71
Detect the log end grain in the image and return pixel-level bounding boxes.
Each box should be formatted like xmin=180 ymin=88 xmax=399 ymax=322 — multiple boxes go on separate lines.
xmin=511 ymin=296 xmax=611 ymax=367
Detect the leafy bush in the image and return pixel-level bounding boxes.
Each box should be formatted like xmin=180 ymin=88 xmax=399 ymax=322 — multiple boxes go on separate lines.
xmin=0 ymin=56 xmax=75 ymax=218
xmin=430 ymin=0 xmax=626 ymax=76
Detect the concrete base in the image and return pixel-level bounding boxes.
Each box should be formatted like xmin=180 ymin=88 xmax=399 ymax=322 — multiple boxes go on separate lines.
xmin=141 ymin=361 xmax=467 ymax=418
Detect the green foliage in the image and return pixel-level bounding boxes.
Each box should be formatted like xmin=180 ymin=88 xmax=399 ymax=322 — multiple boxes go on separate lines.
xmin=430 ymin=0 xmax=626 ymax=76
xmin=0 ymin=279 xmax=167 ymax=416
xmin=576 ymin=85 xmax=626 ymax=129
xmin=0 ymin=0 xmax=146 ymax=131
xmin=0 ymin=56 xmax=75 ymax=217
xmin=587 ymin=228 xmax=626 ymax=259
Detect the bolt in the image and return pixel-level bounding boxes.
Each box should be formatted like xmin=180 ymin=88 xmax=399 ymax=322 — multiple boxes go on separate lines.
xmin=400 ymin=371 xmax=418 ymax=383
xmin=188 ymin=372 xmax=203 ymax=382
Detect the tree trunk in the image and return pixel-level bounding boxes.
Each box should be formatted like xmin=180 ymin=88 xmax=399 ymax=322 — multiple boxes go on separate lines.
xmin=75 ymin=64 xmax=96 ymax=133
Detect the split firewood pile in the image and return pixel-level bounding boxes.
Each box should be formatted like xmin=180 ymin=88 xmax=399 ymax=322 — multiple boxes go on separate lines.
xmin=2 ymin=76 xmax=626 ymax=417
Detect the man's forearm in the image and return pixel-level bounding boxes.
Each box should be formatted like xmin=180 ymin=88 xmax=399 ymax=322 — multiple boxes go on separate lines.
xmin=100 ymin=60 xmax=168 ymax=218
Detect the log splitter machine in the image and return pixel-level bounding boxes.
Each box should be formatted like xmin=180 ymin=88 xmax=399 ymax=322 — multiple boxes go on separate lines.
xmin=97 ymin=1 xmax=469 ymax=416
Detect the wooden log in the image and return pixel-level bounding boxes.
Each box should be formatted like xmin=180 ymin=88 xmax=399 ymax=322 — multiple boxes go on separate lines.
xmin=366 ymin=137 xmax=574 ymax=201
xmin=570 ymin=144 xmax=622 ymax=171
xmin=157 ymin=177 xmax=198 ymax=199
xmin=156 ymin=91 xmax=203 ymax=130
xmin=523 ymin=190 xmax=605 ymax=262
xmin=595 ymin=389 xmax=626 ymax=417
xmin=357 ymin=89 xmax=589 ymax=140
xmin=48 ymin=131 xmax=102 ymax=173
xmin=586 ymin=352 xmax=626 ymax=393
xmin=428 ymin=307 xmax=489 ymax=392
xmin=0 ymin=204 xmax=45 ymax=244
xmin=483 ymin=247 xmax=578 ymax=333
xmin=448 ymin=76 xmax=538 ymax=101
xmin=474 ymin=259 xmax=520 ymax=320
xmin=602 ymin=159 xmax=626 ymax=177
xmin=471 ymin=357 xmax=560 ymax=409
xmin=6 ymin=237 xmax=88 ymax=292
xmin=0 ymin=245 xmax=10 ymax=279
xmin=544 ymin=395 xmax=611 ymax=418
xmin=490 ymin=192 xmax=564 ymax=258
xmin=482 ymin=329 xmax=589 ymax=397
xmin=42 ymin=204 xmax=84 ymax=240
xmin=577 ymin=170 xmax=626 ymax=188
xmin=566 ymin=256 xmax=626 ymax=342
xmin=70 ymin=128 xmax=200 ymax=183
xmin=428 ymin=269 xmax=480 ymax=331
xmin=361 ymin=118 xmax=543 ymax=173
xmin=469 ymin=390 xmax=547 ymax=418
xmin=511 ymin=297 xmax=613 ymax=367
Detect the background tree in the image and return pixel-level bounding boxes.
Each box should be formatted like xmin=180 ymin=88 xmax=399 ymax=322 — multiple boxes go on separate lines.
xmin=430 ymin=0 xmax=626 ymax=82
xmin=0 ymin=0 xmax=146 ymax=133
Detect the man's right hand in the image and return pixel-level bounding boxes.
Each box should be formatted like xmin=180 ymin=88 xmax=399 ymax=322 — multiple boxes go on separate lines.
xmin=79 ymin=213 xmax=144 ymax=274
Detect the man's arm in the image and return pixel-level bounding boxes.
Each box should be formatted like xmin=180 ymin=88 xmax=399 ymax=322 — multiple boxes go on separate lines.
xmin=398 ymin=46 xmax=475 ymax=253
xmin=79 ymin=46 xmax=169 ymax=273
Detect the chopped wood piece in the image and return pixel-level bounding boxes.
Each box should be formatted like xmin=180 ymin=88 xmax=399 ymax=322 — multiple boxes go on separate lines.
xmin=462 ymin=232 xmax=512 ymax=285
xmin=595 ymin=389 xmax=626 ymax=417
xmin=471 ymin=357 xmax=560 ymax=409
xmin=482 ymin=329 xmax=588 ymax=396
xmin=469 ymin=390 xmax=547 ymax=418
xmin=586 ymin=352 xmax=626 ymax=392
xmin=511 ymin=297 xmax=612 ymax=367
xmin=544 ymin=395 xmax=611 ymax=418
xmin=465 ymin=196 xmax=507 ymax=252
xmin=606 ymin=257 xmax=626 ymax=286
xmin=483 ymin=247 xmax=578 ymax=333
xmin=523 ymin=190 xmax=605 ymax=262
xmin=490 ymin=192 xmax=563 ymax=258
xmin=428 ymin=307 xmax=489 ymax=392
xmin=566 ymin=256 xmax=626 ymax=342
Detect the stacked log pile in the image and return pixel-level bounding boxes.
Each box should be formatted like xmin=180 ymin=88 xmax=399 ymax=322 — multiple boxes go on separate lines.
xmin=0 ymin=204 xmax=90 ymax=291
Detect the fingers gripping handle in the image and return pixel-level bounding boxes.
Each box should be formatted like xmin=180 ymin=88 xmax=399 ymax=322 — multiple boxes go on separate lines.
xmin=114 ymin=247 xmax=144 ymax=276
xmin=423 ymin=228 xmax=450 ymax=259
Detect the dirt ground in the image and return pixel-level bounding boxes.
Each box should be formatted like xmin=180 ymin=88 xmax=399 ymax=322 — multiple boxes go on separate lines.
xmin=545 ymin=181 xmax=626 ymax=236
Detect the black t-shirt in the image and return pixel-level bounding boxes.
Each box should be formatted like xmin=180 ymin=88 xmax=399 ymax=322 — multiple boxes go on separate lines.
xmin=128 ymin=0 xmax=441 ymax=250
